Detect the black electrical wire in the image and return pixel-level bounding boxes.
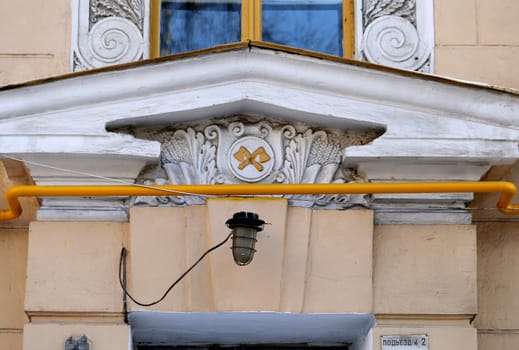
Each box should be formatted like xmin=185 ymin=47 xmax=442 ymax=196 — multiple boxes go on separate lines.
xmin=119 ymin=232 xmax=233 ymax=307
xmin=121 ymin=242 xmax=129 ymax=323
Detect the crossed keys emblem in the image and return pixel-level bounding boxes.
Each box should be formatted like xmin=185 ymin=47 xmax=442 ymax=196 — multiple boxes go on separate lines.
xmin=233 ymin=146 xmax=272 ymax=172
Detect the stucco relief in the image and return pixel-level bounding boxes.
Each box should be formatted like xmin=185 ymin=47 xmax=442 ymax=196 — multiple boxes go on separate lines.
xmin=356 ymin=0 xmax=434 ymax=72
xmin=127 ymin=118 xmax=382 ymax=209
xmin=72 ymin=0 xmax=149 ymax=71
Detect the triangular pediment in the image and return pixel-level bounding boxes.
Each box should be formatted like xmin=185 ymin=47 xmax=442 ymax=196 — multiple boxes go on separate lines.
xmin=1 ymin=43 xmax=518 ymax=222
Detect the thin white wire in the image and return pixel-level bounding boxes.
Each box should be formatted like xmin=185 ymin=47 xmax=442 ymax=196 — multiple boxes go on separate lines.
xmin=0 ymin=154 xmax=511 ymax=211
xmin=0 ymin=154 xmax=217 ymax=198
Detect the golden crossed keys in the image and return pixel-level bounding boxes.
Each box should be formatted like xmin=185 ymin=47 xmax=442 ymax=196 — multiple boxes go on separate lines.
xmin=233 ymin=146 xmax=271 ymax=172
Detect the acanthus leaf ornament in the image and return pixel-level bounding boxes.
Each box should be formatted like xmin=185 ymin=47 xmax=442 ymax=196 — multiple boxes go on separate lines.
xmin=90 ymin=0 xmax=144 ymax=30
xmin=122 ymin=117 xmax=384 ymax=209
xmin=364 ymin=0 xmax=415 ymax=25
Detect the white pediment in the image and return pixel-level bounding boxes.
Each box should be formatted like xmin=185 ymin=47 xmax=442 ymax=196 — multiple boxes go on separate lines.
xmin=1 ymin=43 xmax=519 ymax=223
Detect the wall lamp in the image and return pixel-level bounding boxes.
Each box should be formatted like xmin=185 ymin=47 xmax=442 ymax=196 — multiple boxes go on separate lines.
xmin=226 ymin=211 xmax=266 ymax=266
xmin=119 ymin=211 xmax=266 ymax=307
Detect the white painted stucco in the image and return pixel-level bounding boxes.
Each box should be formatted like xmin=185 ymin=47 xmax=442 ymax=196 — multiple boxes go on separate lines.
xmin=1 ymin=45 xmax=518 ymax=223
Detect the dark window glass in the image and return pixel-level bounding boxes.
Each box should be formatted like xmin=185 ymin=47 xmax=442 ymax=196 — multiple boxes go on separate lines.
xmin=262 ymin=0 xmax=343 ymax=56
xmin=161 ymin=0 xmax=241 ymax=55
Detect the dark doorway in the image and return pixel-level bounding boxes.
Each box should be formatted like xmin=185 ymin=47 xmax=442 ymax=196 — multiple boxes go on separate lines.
xmin=138 ymin=345 xmax=351 ymax=350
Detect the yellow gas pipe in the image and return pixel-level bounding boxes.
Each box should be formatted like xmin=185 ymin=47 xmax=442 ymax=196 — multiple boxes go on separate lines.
xmin=1 ymin=181 xmax=518 ymax=221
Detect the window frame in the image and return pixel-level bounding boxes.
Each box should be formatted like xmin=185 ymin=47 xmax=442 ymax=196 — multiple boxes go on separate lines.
xmin=150 ymin=0 xmax=355 ymax=59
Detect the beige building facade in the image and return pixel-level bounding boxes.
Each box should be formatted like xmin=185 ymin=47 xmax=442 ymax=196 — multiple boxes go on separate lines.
xmin=1 ymin=1 xmax=519 ymax=350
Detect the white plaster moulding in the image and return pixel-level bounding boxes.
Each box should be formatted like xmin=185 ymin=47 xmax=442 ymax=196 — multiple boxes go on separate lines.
xmin=11 ymin=153 xmax=154 ymax=181
xmin=0 ymin=136 xmax=159 ymax=158
xmin=99 ymin=86 xmax=519 ymax=141
xmin=1 ymin=46 xmax=518 ymax=224
xmin=37 ymin=204 xmax=129 ymax=222
xmin=1 ymin=84 xmax=517 ymax=145
xmin=347 ymin=139 xmax=519 ymax=162
xmin=374 ymin=211 xmax=472 ymax=225
xmin=1 ymin=48 xmax=518 ymax=130
xmin=1 ymin=83 xmax=517 ymax=164
xmin=351 ymin=161 xmax=492 ymax=181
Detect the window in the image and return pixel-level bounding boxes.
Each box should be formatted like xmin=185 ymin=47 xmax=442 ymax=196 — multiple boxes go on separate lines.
xmin=151 ymin=0 xmax=354 ymax=58
xmin=160 ymin=0 xmax=242 ymax=54
xmin=262 ymin=0 xmax=343 ymax=56
xmin=74 ymin=0 xmax=433 ymax=73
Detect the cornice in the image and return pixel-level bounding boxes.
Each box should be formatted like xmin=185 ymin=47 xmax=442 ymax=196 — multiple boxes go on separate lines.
xmin=1 ymin=46 xmax=518 ymax=223
xmin=0 ymin=46 xmax=518 ymax=129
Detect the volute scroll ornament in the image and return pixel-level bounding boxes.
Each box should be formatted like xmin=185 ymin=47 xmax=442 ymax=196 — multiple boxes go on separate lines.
xmin=357 ymin=0 xmax=433 ymax=72
xmin=124 ymin=117 xmax=383 ymax=209
xmin=72 ymin=0 xmax=149 ymax=71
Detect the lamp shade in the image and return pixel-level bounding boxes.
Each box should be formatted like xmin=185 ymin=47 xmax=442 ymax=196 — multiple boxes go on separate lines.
xmin=226 ymin=211 xmax=265 ymax=266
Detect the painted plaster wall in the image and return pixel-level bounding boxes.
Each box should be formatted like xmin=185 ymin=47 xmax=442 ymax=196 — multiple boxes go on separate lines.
xmin=1 ymin=0 xmax=519 ymax=90
xmin=19 ymin=205 xmax=479 ymax=349
xmin=0 ymin=229 xmax=27 ymax=350
xmin=0 ymin=1 xmax=71 ymax=86
xmin=0 ymin=161 xmax=35 ymax=350
xmin=434 ymin=0 xmax=519 ymax=90
xmin=373 ymin=225 xmax=477 ymax=315
xmin=475 ymin=222 xmax=519 ymax=348
xmin=371 ymin=225 xmax=478 ymax=349
xmin=23 ymin=324 xmax=130 ymax=349
xmin=471 ymin=159 xmax=519 ymax=348
xmin=127 ymin=201 xmax=374 ymax=314
xmin=372 ymin=321 xmax=477 ymax=350
xmin=25 ymin=221 xmax=128 ymax=315
xmin=23 ymin=221 xmax=128 ymax=349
